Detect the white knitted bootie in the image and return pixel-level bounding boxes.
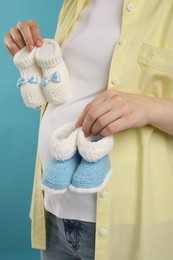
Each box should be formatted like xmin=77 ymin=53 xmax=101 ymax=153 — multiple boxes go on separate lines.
xmin=35 ymin=39 xmax=70 ymax=105
xmin=14 ymin=47 xmax=47 ymax=108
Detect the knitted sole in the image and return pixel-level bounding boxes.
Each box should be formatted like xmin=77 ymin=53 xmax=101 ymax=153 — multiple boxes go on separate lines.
xmin=40 ymin=182 xmax=67 ymax=194
xmin=69 ymin=169 xmax=112 ymax=194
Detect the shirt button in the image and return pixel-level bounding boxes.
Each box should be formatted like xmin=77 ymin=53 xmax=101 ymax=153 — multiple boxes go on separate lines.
xmin=100 ymin=191 xmax=107 ymax=198
xmin=127 ymin=3 xmax=134 ymax=11
xmin=118 ymin=37 xmax=126 ymax=45
xmin=111 ymin=77 xmax=120 ymax=86
xmin=99 ymin=228 xmax=106 ymax=236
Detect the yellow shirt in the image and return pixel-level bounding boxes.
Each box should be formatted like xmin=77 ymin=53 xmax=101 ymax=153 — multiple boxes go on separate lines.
xmin=30 ymin=0 xmax=173 ymax=259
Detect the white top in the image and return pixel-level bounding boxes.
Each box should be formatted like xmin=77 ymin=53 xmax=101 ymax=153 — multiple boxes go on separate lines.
xmin=38 ymin=0 xmax=124 ymax=222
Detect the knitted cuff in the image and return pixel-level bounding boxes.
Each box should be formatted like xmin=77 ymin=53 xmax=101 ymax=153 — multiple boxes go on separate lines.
xmin=35 ymin=39 xmax=70 ymax=105
xmin=13 ymin=47 xmax=46 ymax=108
xmin=77 ymin=128 xmax=114 ymax=162
xmin=50 ymin=122 xmax=78 ymax=160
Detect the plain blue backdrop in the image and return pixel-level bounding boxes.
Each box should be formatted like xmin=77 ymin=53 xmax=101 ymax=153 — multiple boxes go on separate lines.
xmin=0 ymin=0 xmax=63 ymax=259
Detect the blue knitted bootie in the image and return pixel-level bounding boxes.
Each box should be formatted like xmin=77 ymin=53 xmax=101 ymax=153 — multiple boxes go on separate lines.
xmin=41 ymin=122 xmax=81 ymax=194
xmin=69 ymin=128 xmax=114 ymax=194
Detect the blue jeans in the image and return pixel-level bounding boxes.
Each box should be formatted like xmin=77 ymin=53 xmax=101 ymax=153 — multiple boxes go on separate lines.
xmin=41 ymin=211 xmax=96 ymax=260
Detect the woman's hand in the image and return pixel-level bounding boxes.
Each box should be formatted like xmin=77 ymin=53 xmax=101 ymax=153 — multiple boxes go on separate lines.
xmin=4 ymin=19 xmax=43 ymax=56
xmin=77 ymin=89 xmax=173 ymax=136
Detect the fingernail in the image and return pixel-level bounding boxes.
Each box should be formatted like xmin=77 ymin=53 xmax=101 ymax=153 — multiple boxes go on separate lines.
xmin=29 ymin=45 xmax=34 ymax=51
xmin=36 ymin=40 xmax=42 ymax=47
xmin=83 ymin=131 xmax=89 ymax=137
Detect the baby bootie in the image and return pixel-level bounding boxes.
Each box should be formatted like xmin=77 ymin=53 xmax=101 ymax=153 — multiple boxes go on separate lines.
xmin=41 ymin=122 xmax=81 ymax=194
xmin=13 ymin=46 xmax=47 ymax=108
xmin=69 ymin=129 xmax=114 ymax=193
xmin=35 ymin=38 xmax=70 ymax=105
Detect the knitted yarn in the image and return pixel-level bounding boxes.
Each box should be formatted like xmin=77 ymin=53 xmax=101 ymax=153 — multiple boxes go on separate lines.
xmin=41 ymin=152 xmax=81 ymax=194
xmin=13 ymin=46 xmax=46 ymax=108
xmin=35 ymin=38 xmax=70 ymax=105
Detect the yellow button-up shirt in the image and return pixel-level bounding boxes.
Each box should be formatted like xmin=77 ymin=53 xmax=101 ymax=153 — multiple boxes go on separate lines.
xmin=30 ymin=1 xmax=173 ymax=259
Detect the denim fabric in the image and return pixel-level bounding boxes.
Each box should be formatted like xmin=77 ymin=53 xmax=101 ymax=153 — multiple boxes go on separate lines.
xmin=41 ymin=211 xmax=96 ymax=260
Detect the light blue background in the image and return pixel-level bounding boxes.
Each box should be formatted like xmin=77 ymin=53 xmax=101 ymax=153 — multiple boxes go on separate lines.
xmin=0 ymin=0 xmax=63 ymax=259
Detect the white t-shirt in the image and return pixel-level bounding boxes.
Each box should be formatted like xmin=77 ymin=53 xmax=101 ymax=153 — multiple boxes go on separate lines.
xmin=38 ymin=0 xmax=124 ymax=222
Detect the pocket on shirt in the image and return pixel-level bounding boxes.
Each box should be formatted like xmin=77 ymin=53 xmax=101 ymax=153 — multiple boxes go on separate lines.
xmin=130 ymin=43 xmax=173 ymax=98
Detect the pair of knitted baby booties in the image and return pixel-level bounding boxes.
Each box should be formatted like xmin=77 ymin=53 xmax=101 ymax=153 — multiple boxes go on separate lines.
xmin=13 ymin=39 xmax=69 ymax=108
xmin=41 ymin=122 xmax=114 ymax=194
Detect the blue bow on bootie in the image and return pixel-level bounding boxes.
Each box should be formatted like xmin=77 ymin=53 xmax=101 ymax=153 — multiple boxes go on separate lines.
xmin=16 ymin=75 xmax=38 ymax=88
xmin=41 ymin=71 xmax=61 ymax=88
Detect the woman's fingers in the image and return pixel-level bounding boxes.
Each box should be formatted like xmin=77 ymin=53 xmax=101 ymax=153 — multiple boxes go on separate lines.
xmin=77 ymin=89 xmax=153 ymax=136
xmin=77 ymin=91 xmax=108 ymax=128
xmin=4 ymin=33 xmax=20 ymax=56
xmin=9 ymin=27 xmax=25 ymax=49
xmin=16 ymin=21 xmax=35 ymax=51
xmin=4 ymin=19 xmax=43 ymax=56
xmin=27 ymin=19 xmax=43 ymax=47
